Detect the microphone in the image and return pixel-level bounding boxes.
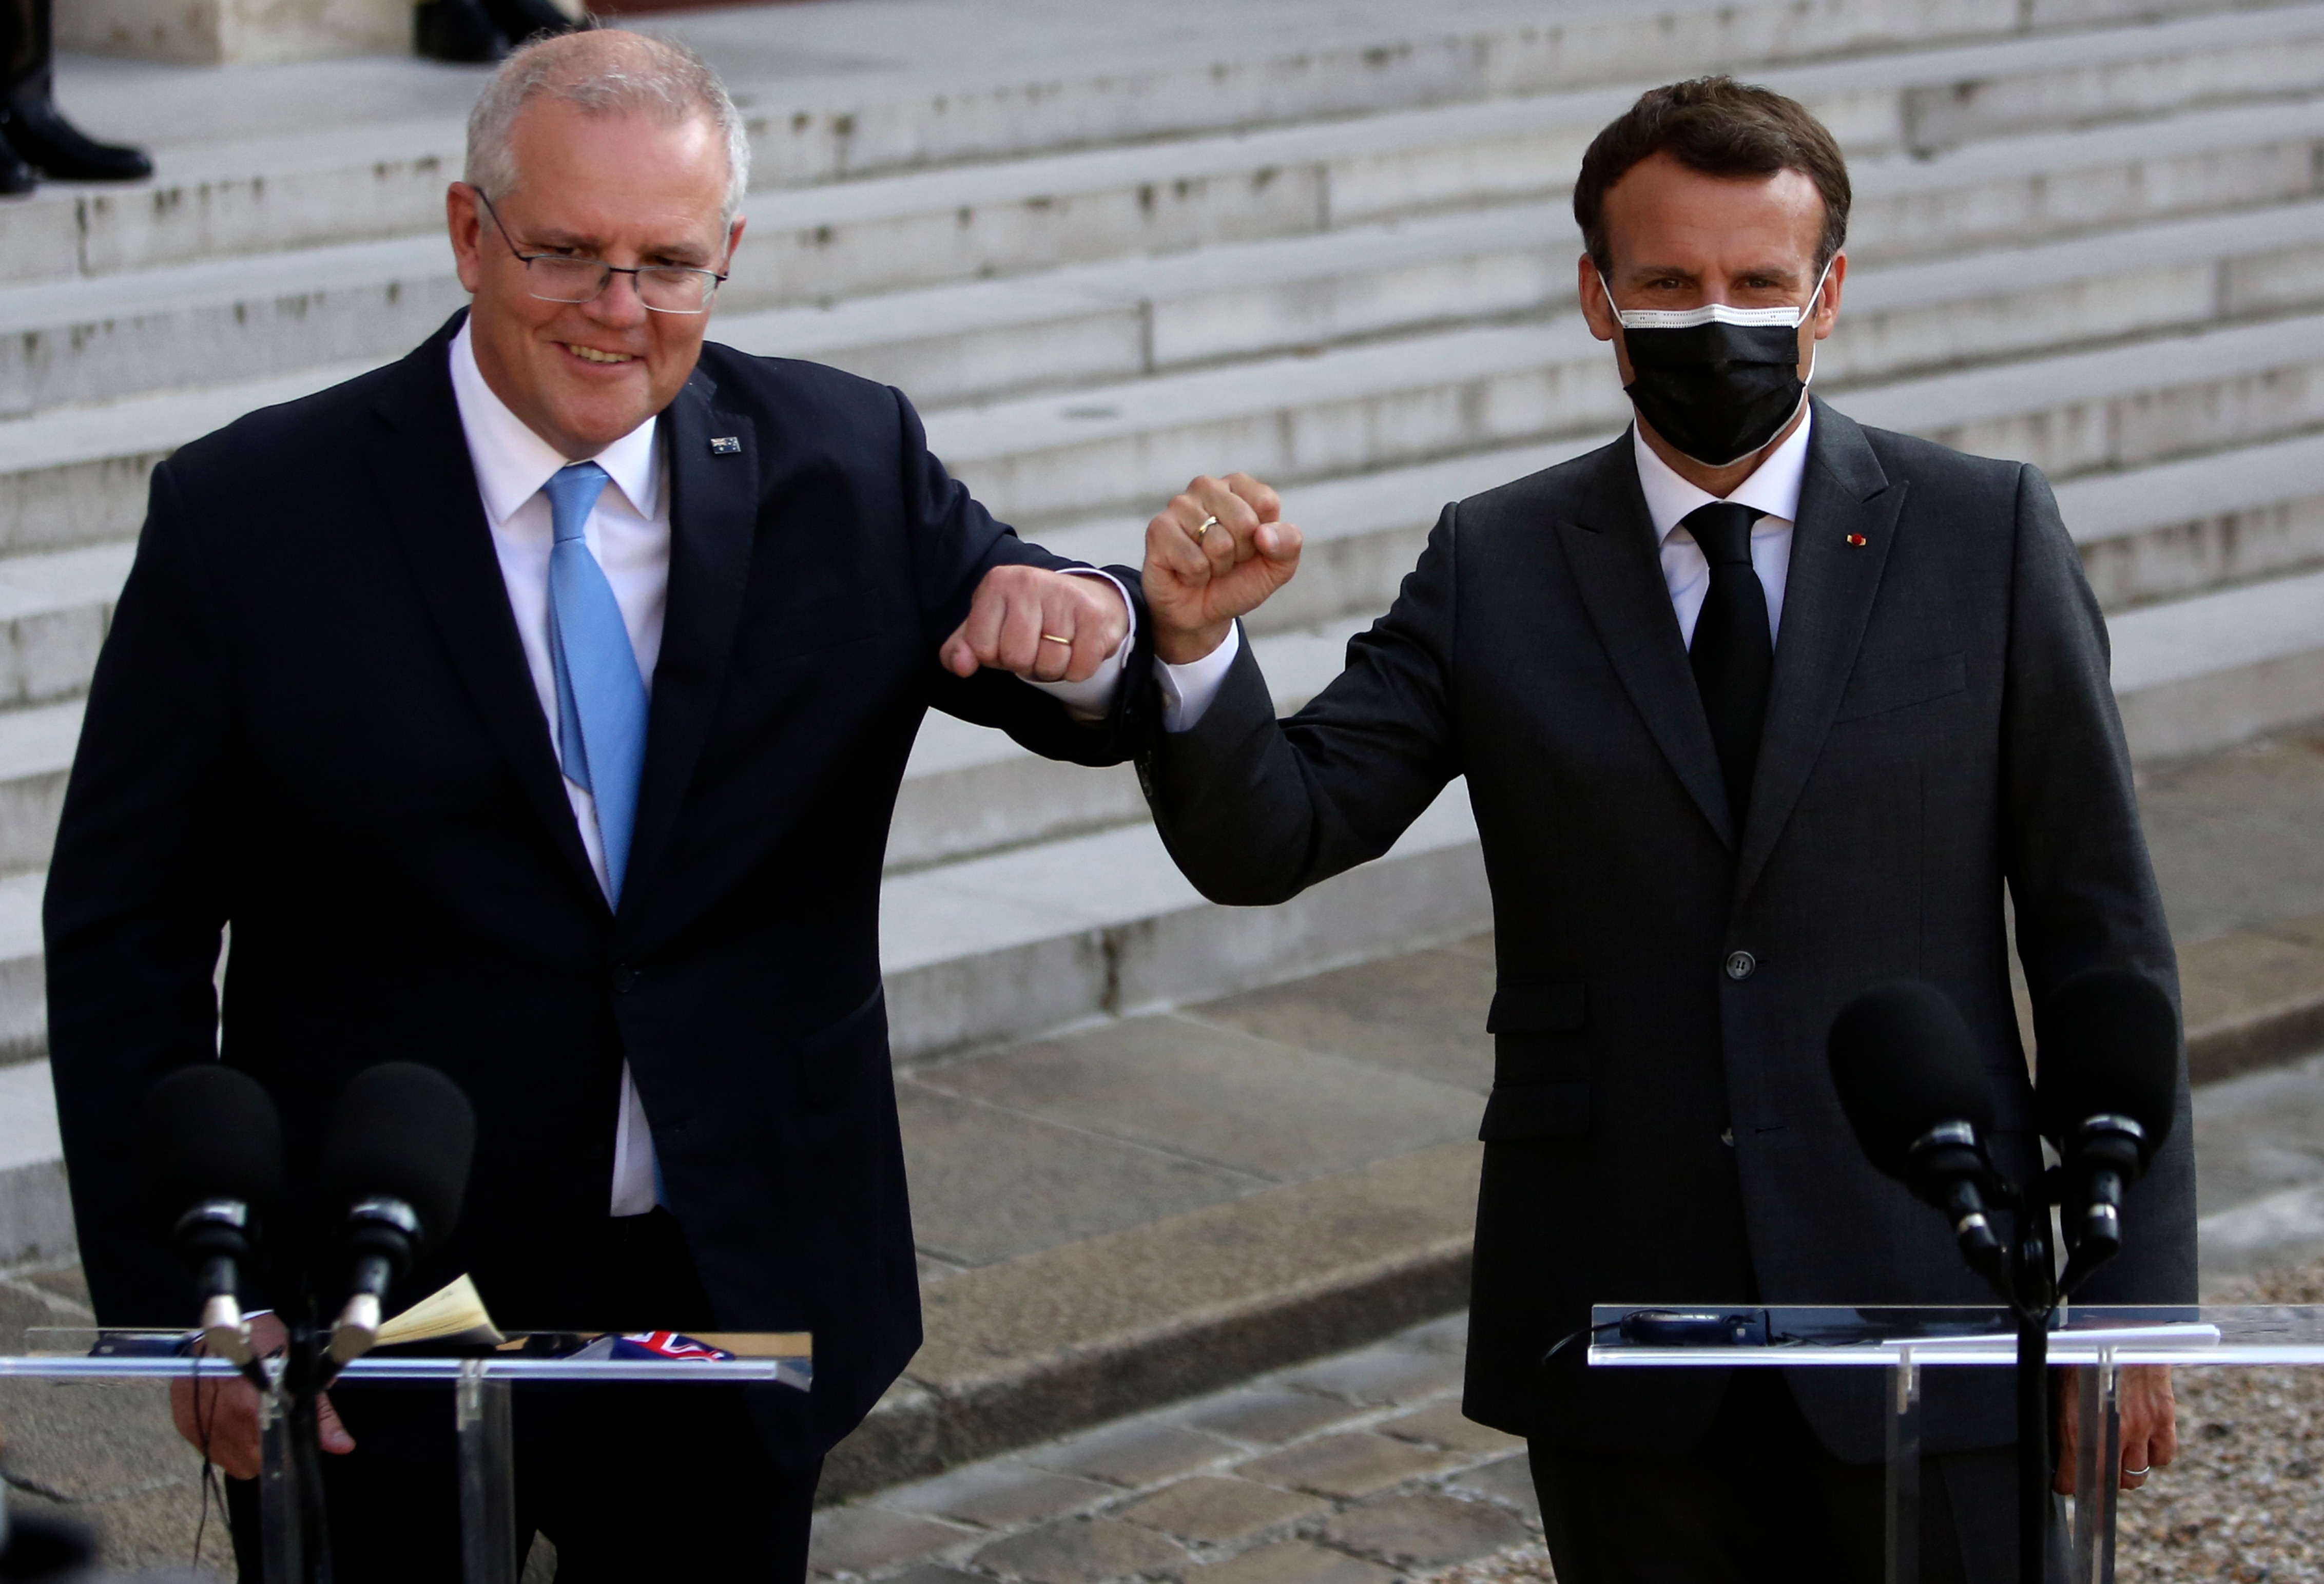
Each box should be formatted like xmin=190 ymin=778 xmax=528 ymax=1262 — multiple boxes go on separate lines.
xmin=314 ymin=1063 xmax=476 ymax=1366
xmin=2035 ymin=968 xmax=2180 ymax=1295
xmin=1828 ymin=979 xmax=2009 ymax=1289
xmin=137 ymin=1065 xmax=284 ymax=1366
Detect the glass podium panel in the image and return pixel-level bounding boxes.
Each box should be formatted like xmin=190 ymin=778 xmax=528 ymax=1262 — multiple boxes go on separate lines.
xmin=1590 ymin=1304 xmax=2324 ymax=1584
xmin=4 ymin=1328 xmax=810 ymax=1584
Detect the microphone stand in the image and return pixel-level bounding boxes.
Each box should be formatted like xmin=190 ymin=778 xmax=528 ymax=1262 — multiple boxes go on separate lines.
xmin=2010 ymin=1202 xmax=2055 ymax=1584
xmin=1950 ymin=1168 xmax=2097 ymax=1584
xmin=261 ymin=1305 xmax=335 ymax=1584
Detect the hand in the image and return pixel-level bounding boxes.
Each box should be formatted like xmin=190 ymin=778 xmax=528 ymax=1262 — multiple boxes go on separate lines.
xmin=2054 ymin=1364 xmax=2176 ymax=1494
xmin=941 ymin=565 xmax=1130 ymax=683
xmin=1143 ymin=474 xmax=1302 ymax=665
xmin=168 ymin=1312 xmax=355 ymax=1480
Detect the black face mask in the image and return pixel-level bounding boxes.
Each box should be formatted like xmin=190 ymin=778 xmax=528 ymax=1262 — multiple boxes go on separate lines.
xmin=1601 ymin=267 xmax=1827 ymax=467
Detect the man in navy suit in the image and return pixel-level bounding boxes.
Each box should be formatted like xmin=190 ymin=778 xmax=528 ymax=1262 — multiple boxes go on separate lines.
xmin=45 ymin=30 xmax=1152 ymax=1580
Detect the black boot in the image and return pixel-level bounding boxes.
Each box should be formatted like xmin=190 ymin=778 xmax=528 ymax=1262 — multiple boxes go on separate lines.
xmin=3 ymin=84 xmax=150 ymax=181
xmin=0 ymin=0 xmax=149 ymax=183
xmin=0 ymin=121 xmax=33 ymax=197
xmin=415 ymin=0 xmax=509 ymax=62
xmin=478 ymin=0 xmax=585 ymax=47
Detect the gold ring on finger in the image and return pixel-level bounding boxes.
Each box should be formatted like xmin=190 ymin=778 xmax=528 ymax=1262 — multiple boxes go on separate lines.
xmin=1194 ymin=515 xmax=1219 ymax=542
xmin=1040 ymin=632 xmax=1073 ymax=647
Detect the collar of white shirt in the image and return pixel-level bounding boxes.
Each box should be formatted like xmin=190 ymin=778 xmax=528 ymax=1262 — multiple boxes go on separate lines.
xmin=1631 ymin=402 xmax=1815 ymax=545
xmin=448 ymin=317 xmax=661 ymax=528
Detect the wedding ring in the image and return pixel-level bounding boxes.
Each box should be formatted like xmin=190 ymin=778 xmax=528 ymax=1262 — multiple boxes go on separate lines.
xmin=1194 ymin=515 xmax=1219 ymax=542
xmin=2122 ymin=1465 xmax=2151 ymax=1478
xmin=1040 ymin=633 xmax=1073 ymax=647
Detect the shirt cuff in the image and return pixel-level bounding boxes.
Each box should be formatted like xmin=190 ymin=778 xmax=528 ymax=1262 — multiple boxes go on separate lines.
xmin=1020 ymin=569 xmax=1136 ymax=721
xmin=1157 ymin=623 xmax=1242 ymax=733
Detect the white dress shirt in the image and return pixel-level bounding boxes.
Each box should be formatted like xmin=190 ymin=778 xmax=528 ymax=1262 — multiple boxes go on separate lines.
xmin=450 ymin=321 xmax=670 ymax=1217
xmin=1632 ymin=407 xmax=1811 ymax=648
xmin=1156 ymin=408 xmax=1814 ymax=736
xmin=447 ymin=322 xmax=1132 ymax=1214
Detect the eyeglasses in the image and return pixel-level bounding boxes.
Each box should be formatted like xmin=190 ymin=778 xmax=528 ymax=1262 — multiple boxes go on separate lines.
xmin=474 ymin=189 xmax=727 ymax=315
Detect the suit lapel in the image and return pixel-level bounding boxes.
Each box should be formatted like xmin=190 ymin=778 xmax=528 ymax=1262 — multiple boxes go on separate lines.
xmin=1556 ymin=437 xmax=1737 ymax=850
xmin=1733 ymin=400 xmax=1908 ymax=906
xmin=369 ymin=327 xmax=604 ymax=906
xmin=619 ymin=370 xmax=759 ymax=925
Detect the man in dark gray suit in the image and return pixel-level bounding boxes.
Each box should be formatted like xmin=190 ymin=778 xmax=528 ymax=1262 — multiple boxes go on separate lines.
xmin=1130 ymin=78 xmax=2196 ymax=1582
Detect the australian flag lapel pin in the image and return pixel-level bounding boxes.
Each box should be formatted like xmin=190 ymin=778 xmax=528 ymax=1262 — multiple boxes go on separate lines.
xmin=709 ymin=435 xmax=742 ymax=456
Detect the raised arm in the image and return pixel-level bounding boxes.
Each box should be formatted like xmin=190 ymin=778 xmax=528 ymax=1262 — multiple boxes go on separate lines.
xmin=890 ymin=385 xmax=1155 ymax=764
xmin=1142 ymin=488 xmax=1462 ymax=905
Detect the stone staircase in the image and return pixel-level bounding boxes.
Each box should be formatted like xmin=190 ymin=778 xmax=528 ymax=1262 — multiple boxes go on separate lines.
xmin=12 ymin=0 xmax=2324 ymax=1260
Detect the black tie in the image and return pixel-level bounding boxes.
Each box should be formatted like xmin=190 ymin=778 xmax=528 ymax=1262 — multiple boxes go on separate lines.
xmin=1683 ymin=501 xmax=1774 ymax=824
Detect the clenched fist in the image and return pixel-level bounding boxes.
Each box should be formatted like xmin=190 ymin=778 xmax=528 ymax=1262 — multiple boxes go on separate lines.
xmin=1144 ymin=474 xmax=1302 ymax=664
xmin=942 ymin=564 xmax=1131 ymax=683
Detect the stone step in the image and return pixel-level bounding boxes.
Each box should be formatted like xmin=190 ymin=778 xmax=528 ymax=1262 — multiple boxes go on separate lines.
xmin=2113 ymin=565 xmax=2324 ymax=759
xmin=2 ymin=0 xmax=2019 ymax=285
xmin=661 ymin=5 xmax=2324 ymax=307
xmin=1842 ymin=93 xmax=2324 ymax=263
xmin=1023 ymin=336 xmax=2324 ymax=627
xmin=0 ymin=204 xmax=1570 ymax=422
xmin=2059 ymin=428 xmax=2324 ymax=608
xmin=0 ymin=235 xmax=463 ymax=423
xmin=11 ymin=0 xmax=2324 ymax=297
xmin=0 ymin=362 xmax=368 ymax=560
xmin=2 ymin=302 xmax=2318 ymax=875
xmin=24 ymin=67 xmax=2324 ymax=426
xmin=30 ymin=80 xmax=2324 ymax=421
xmin=881 ymin=557 xmax=2324 ymax=1063
xmin=692 ymin=90 xmax=2324 ymax=404
xmin=889 ymin=615 xmax=1370 ymax=874
xmin=916 ymin=197 xmax=2324 ymax=530
xmin=0 ymin=703 xmax=81 ymax=880
xmin=9 ymin=89 xmax=2324 ymax=524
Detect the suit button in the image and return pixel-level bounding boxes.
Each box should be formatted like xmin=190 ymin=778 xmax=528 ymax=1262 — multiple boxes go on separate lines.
xmin=611 ymin=964 xmax=640 ymax=994
xmin=1725 ymin=950 xmax=1757 ymax=981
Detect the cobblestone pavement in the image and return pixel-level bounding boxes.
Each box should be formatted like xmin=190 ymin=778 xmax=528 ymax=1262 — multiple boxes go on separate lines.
xmin=808 ymin=1312 xmax=1544 ymax=1584
xmin=824 ymin=1261 xmax=2324 ymax=1584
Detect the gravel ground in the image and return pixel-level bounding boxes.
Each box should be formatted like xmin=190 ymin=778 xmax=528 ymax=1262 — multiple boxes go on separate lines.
xmin=2116 ymin=1261 xmax=2324 ymax=1582
xmin=1425 ymin=1259 xmax=2324 ymax=1584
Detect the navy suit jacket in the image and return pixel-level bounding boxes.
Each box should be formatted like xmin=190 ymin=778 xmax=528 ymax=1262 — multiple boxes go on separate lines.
xmin=45 ymin=312 xmax=1153 ymax=1461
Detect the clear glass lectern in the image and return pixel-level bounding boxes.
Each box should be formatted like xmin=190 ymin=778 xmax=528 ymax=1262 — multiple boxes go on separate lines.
xmin=3 ymin=1329 xmax=812 ymax=1584
xmin=1590 ymin=1303 xmax=2324 ymax=1584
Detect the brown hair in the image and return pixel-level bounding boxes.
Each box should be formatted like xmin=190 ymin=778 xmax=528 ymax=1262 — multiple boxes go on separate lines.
xmin=1573 ymin=77 xmax=1850 ymax=275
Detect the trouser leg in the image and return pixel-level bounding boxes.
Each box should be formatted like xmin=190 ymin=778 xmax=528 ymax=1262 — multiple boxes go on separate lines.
xmin=1525 ymin=1373 xmax=1985 ymax=1584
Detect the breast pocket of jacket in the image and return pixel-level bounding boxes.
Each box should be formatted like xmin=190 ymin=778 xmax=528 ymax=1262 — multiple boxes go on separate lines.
xmin=1832 ymin=652 xmax=1967 ymax=724
xmin=1480 ymin=982 xmax=1590 ymax=1142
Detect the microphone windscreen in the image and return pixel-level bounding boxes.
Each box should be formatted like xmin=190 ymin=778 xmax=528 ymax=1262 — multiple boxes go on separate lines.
xmin=2035 ymin=968 xmax=2179 ymax=1149
xmin=1827 ymin=979 xmax=1995 ymax=1181
xmin=138 ymin=1065 xmax=285 ymax=1226
xmin=315 ymin=1063 xmax=476 ymax=1251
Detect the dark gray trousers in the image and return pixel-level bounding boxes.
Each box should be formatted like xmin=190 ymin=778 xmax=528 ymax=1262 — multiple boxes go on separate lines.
xmin=1527 ymin=1374 xmax=2071 ymax=1583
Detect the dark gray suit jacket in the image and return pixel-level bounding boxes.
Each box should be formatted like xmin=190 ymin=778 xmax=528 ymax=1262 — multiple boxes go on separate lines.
xmin=1141 ymin=400 xmax=2197 ymax=1461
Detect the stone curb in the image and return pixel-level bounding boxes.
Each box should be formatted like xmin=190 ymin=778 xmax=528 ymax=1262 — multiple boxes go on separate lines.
xmin=821 ymin=1142 xmax=1480 ymax=1505
xmin=2182 ymin=916 xmax=2324 ymax=1083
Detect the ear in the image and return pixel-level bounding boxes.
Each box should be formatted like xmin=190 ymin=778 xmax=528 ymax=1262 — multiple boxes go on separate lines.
xmin=448 ymin=182 xmax=487 ymax=296
xmin=723 ymin=214 xmax=747 ymax=265
xmin=1810 ymin=252 xmax=1846 ymax=340
xmin=1577 ymin=253 xmax=1618 ymax=343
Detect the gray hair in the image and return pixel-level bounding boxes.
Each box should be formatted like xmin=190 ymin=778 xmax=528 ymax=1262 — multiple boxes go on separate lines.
xmin=465 ymin=29 xmax=751 ymax=227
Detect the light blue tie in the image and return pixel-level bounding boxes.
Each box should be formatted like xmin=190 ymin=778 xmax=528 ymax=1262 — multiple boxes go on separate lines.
xmin=544 ymin=462 xmax=649 ymax=904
